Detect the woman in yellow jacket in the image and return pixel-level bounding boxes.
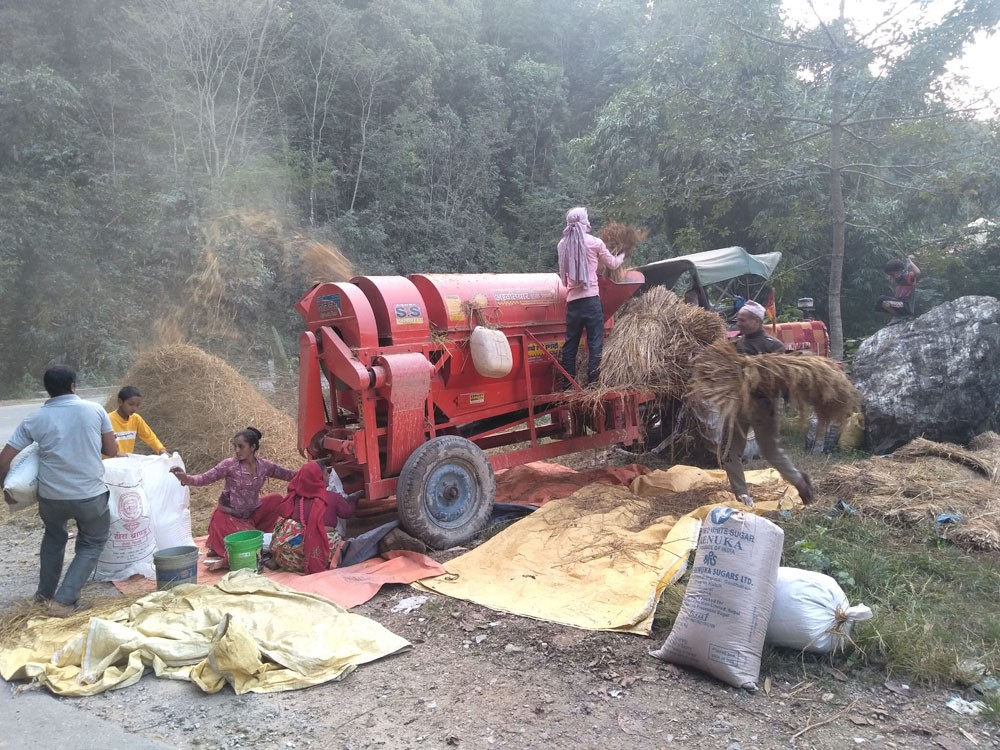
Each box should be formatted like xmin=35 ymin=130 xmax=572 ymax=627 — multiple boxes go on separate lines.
xmin=108 ymin=385 xmax=168 ymax=456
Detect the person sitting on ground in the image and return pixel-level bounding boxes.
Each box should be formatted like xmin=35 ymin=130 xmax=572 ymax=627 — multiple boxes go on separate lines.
xmin=170 ymin=427 xmax=296 ymax=567
xmin=720 ymin=300 xmax=814 ymax=507
xmin=269 ymin=461 xmax=428 ymax=574
xmin=107 ymin=385 xmax=169 ymax=457
xmin=269 ymin=461 xmax=359 ymax=574
xmin=875 ymin=255 xmax=920 ymax=324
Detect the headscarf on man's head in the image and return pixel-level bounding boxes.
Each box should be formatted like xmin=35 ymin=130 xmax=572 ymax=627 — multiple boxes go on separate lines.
xmin=558 ymin=207 xmax=592 ymax=288
xmin=741 ymin=300 xmax=767 ymax=321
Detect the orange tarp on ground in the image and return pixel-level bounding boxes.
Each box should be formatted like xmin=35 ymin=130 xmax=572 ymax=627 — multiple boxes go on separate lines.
xmin=495 ymin=461 xmax=650 ymax=505
xmin=114 ymin=537 xmax=445 ymax=609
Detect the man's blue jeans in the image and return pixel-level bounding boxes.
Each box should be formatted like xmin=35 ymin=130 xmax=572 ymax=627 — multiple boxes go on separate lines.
xmin=562 ymin=295 xmax=605 ymax=385
xmin=36 ymin=492 xmax=111 ymax=606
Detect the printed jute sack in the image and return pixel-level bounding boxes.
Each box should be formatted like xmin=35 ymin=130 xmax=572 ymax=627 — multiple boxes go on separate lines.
xmin=650 ymin=506 xmax=783 ymax=690
xmin=95 ymin=456 xmax=156 ymax=581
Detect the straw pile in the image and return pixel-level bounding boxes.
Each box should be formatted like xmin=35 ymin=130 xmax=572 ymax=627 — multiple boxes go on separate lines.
xmin=113 ymin=344 xmax=303 ymax=474
xmin=593 ymin=287 xmax=727 ymax=399
xmin=894 ymin=437 xmax=995 ymax=480
xmin=819 ymin=436 xmax=1000 ymax=552
xmin=688 ymin=341 xmax=860 ymax=427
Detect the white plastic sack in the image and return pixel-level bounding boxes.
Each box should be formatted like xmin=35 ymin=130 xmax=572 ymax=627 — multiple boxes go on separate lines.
xmin=2 ymin=442 xmax=39 ymax=512
xmin=95 ymin=456 xmax=157 ymax=581
xmin=650 ymin=507 xmax=783 ymax=690
xmin=766 ymin=567 xmax=873 ymax=654
xmin=133 ymin=452 xmax=196 ymax=550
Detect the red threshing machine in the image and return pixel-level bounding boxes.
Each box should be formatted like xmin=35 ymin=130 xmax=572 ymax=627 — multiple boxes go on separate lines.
xmin=296 ymin=271 xmax=650 ymax=547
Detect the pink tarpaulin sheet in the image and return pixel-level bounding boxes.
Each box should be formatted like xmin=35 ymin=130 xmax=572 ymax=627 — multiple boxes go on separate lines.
xmin=113 ymin=536 xmax=445 ymax=609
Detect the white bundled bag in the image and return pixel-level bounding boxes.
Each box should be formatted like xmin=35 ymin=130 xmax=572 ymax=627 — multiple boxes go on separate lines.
xmin=470 ymin=326 xmax=513 ymax=378
xmin=650 ymin=506 xmax=783 ymax=690
xmin=2 ymin=442 xmax=39 ymax=512
xmin=132 ymin=452 xmax=195 ymax=550
xmin=95 ymin=456 xmax=157 ymax=581
xmin=766 ymin=567 xmax=873 ymax=654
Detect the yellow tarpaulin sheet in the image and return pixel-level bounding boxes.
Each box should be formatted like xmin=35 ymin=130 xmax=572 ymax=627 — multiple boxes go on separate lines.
xmin=417 ymin=466 xmax=801 ymax=634
xmin=0 ymin=570 xmax=410 ymax=696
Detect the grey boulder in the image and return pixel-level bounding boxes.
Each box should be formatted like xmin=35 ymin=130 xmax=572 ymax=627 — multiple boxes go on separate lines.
xmin=852 ymin=296 xmax=1000 ymax=454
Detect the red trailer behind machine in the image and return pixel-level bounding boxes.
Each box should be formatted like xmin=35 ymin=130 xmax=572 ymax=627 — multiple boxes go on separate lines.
xmin=296 ymin=271 xmax=649 ymax=547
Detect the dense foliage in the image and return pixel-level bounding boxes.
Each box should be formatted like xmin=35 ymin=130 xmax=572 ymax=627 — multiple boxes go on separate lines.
xmin=1 ymin=0 xmax=998 ymax=393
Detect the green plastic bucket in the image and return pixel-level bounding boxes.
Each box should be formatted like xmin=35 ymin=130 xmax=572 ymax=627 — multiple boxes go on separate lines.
xmin=153 ymin=545 xmax=199 ymax=590
xmin=224 ymin=530 xmax=263 ymax=572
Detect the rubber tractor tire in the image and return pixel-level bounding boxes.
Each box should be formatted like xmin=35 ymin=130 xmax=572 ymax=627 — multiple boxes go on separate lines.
xmin=396 ymin=435 xmax=495 ymax=549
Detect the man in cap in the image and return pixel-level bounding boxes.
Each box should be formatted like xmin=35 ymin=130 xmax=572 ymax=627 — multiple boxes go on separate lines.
xmin=721 ymin=300 xmax=814 ymax=506
xmin=556 ymin=206 xmax=624 ymax=387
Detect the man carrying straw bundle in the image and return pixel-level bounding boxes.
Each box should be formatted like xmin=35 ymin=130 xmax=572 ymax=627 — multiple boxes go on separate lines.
xmin=721 ymin=301 xmax=815 ymax=507
xmin=557 ymin=206 xmax=624 ymax=387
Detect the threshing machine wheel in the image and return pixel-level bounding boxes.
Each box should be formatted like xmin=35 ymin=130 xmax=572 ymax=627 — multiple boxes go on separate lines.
xmin=396 ymin=436 xmax=495 ymax=549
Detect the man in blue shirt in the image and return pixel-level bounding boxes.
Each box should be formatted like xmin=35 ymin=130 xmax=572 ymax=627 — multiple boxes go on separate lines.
xmin=0 ymin=366 xmax=119 ymax=617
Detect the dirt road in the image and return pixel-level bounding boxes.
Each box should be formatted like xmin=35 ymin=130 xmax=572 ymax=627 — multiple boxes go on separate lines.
xmin=1 ymin=506 xmax=996 ymax=750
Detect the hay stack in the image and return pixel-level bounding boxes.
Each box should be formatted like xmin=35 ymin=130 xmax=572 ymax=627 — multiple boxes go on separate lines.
xmin=114 ymin=344 xmax=302 ymax=474
xmin=594 ymin=287 xmax=727 ymax=399
xmin=688 ymin=341 xmax=859 ymax=427
xmin=819 ymin=437 xmax=1000 ymax=552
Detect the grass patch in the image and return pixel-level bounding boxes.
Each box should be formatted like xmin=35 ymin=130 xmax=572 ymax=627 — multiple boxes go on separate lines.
xmin=781 ymin=510 xmax=1000 ymax=688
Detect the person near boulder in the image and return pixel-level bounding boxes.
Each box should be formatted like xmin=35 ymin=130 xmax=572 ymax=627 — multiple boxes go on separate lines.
xmin=557 ymin=206 xmax=624 ymax=386
xmin=0 ymin=365 xmax=120 ymax=617
xmin=107 ymin=385 xmax=169 ymax=456
xmin=875 ymin=255 xmax=920 ymax=323
xmin=170 ymin=427 xmax=296 ymax=566
xmin=721 ymin=301 xmax=815 ymax=507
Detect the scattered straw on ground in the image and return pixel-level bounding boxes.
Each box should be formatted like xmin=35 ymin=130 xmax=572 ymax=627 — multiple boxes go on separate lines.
xmin=0 ymin=592 xmax=145 ymax=647
xmin=112 ymin=344 xmax=303 ymax=515
xmin=819 ymin=436 xmax=1000 ymax=552
xmin=689 ymin=341 xmax=859 ymax=427
xmin=894 ymin=437 xmax=996 ymax=481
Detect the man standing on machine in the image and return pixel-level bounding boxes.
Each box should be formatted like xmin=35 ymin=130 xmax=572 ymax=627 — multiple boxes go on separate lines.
xmin=556 ymin=206 xmax=624 ymax=387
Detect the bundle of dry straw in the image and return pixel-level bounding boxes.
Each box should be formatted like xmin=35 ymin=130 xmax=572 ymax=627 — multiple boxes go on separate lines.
xmin=590 ymin=287 xmax=727 ymax=400
xmin=598 ymin=222 xmax=649 ymax=282
xmin=688 ymin=341 xmax=859 ymax=427
xmin=819 ymin=436 xmax=1000 ymax=551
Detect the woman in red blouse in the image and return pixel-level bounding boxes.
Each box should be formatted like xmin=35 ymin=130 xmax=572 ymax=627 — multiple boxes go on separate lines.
xmin=171 ymin=427 xmax=297 ymax=564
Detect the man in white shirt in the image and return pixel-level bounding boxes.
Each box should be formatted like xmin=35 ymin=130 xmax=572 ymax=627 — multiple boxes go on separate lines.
xmin=0 ymin=366 xmax=119 ymax=616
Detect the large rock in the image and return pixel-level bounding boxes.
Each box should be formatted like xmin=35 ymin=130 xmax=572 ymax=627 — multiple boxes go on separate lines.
xmin=852 ymin=296 xmax=1000 ymax=454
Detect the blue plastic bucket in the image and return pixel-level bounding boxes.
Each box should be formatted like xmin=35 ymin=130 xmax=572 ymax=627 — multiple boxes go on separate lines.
xmin=153 ymin=545 xmax=199 ymax=590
